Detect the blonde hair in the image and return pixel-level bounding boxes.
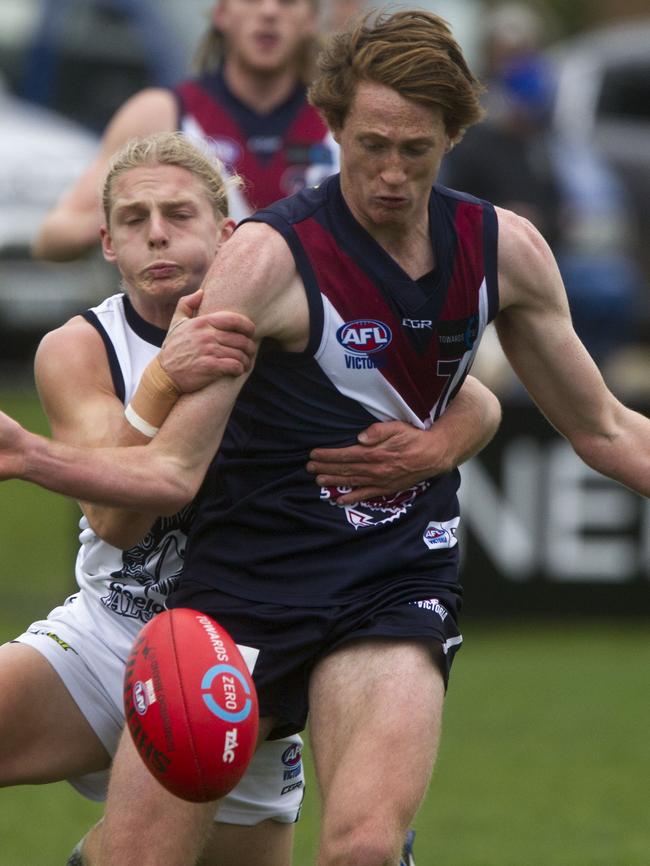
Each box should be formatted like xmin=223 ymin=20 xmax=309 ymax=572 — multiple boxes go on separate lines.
xmin=309 ymin=9 xmax=485 ymax=138
xmin=193 ymin=0 xmax=321 ymax=84
xmin=103 ymin=132 xmax=232 ymax=224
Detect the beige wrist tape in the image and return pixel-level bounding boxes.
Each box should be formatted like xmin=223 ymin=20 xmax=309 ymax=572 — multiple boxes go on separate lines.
xmin=125 ymin=354 xmax=180 ymax=437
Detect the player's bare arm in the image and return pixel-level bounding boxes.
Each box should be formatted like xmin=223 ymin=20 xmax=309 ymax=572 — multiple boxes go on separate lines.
xmin=0 ymin=223 xmax=303 ymax=511
xmin=307 ymin=376 xmax=502 ymax=503
xmin=159 ymin=290 xmax=257 ymax=388
xmin=33 ymin=295 xmax=255 ymax=547
xmin=34 ymin=316 xmax=160 ymax=547
xmin=33 ymin=89 xmax=177 ymax=262
xmin=197 ymin=222 xmax=309 ymax=351
xmin=495 ymin=207 xmax=650 ymax=495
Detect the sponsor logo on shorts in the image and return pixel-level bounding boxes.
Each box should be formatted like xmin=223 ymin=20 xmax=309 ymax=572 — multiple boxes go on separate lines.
xmin=281 ymin=780 xmax=304 ymax=796
xmin=409 ymin=598 xmax=449 ymax=621
xmin=422 ymin=517 xmax=459 ymax=549
xmin=41 ymin=630 xmax=78 ymax=654
xmin=320 ymin=482 xmax=429 ymax=530
xmin=282 ymin=743 xmax=303 ymax=780
xmin=282 ymin=743 xmax=302 ymax=767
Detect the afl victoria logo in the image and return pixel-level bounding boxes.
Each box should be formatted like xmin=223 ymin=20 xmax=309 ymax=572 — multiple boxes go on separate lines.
xmin=282 ymin=743 xmax=303 ymax=768
xmin=336 ymin=320 xmax=392 ymax=355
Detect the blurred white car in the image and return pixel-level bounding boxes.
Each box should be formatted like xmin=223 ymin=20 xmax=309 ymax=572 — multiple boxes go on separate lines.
xmin=0 ymin=76 xmax=114 ymax=357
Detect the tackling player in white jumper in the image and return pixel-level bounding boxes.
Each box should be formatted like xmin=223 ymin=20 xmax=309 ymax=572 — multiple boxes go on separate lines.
xmin=0 ymin=132 xmax=304 ymax=866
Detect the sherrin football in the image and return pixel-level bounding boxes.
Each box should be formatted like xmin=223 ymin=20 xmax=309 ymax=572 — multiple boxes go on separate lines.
xmin=124 ymin=608 xmax=259 ymax=802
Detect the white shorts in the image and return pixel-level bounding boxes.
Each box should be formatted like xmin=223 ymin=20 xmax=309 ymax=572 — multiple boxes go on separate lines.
xmin=15 ymin=593 xmax=305 ymax=825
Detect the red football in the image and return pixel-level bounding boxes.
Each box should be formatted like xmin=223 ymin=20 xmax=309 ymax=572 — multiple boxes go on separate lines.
xmin=124 ymin=608 xmax=259 ymax=802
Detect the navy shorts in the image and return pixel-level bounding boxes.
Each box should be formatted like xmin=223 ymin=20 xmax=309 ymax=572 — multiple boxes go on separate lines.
xmin=168 ymin=579 xmax=463 ymax=739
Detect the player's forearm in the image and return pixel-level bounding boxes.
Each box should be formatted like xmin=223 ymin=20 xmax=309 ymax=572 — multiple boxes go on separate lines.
xmin=435 ymin=376 xmax=501 ymax=469
xmin=19 ymin=428 xmax=194 ymax=514
xmin=83 ymin=506 xmax=158 ymax=550
xmin=32 ymin=208 xmax=99 ymax=262
xmin=82 ymin=431 xmax=160 ymax=548
xmin=569 ymin=404 xmax=650 ymax=498
xmin=81 ymin=359 xmax=182 ymax=542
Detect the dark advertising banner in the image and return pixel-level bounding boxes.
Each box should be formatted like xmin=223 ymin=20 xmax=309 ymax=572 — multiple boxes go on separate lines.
xmin=457 ymin=404 xmax=650 ymax=616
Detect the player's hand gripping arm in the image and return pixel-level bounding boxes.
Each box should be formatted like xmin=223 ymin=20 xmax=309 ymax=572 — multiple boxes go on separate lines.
xmin=1 ymin=224 xmax=301 ymax=511
xmin=307 ymin=376 xmax=501 ymax=504
xmin=495 ymin=208 xmax=650 ymax=497
xmin=32 ymin=89 xmax=177 ymax=262
xmin=33 ymin=290 xmax=255 ymax=546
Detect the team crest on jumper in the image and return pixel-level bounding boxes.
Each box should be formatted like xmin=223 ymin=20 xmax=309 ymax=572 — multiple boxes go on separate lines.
xmin=337 ymin=319 xmax=392 ymax=370
xmin=320 ymin=481 xmax=429 ymax=529
xmin=102 ymin=504 xmax=195 ymax=623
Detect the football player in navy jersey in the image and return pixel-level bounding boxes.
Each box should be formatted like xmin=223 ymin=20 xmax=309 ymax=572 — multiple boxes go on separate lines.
xmin=5 ymin=9 xmax=648 ymax=866
xmin=33 ymin=0 xmax=337 ymax=260
xmin=2 ymin=130 xmax=501 ymax=866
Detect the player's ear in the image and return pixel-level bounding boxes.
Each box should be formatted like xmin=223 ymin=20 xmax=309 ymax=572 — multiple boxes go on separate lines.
xmin=218 ymin=217 xmax=237 ymax=245
xmin=100 ymin=225 xmax=117 ymax=263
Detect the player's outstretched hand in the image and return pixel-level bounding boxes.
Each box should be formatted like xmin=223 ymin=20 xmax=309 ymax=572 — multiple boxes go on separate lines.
xmin=307 ymin=421 xmax=452 ymax=505
xmin=160 ymin=289 xmax=256 ymax=392
xmin=0 ymin=410 xmax=27 ymax=481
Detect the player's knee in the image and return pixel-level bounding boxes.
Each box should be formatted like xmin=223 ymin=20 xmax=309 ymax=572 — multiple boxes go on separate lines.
xmin=319 ymin=821 xmax=398 ymax=866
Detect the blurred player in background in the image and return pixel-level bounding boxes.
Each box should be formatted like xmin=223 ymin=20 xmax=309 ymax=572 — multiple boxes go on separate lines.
xmin=33 ymin=0 xmax=338 ymax=260
xmin=2 ymin=131 xmax=501 ymax=865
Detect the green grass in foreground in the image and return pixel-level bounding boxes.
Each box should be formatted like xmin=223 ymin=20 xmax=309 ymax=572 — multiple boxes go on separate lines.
xmin=0 ymin=621 xmax=647 ymax=866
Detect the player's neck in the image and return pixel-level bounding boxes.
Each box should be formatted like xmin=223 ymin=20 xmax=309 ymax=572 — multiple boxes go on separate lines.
xmin=128 ymin=294 xmax=175 ymax=331
xmin=223 ymin=58 xmax=299 ymax=114
xmin=342 ymin=195 xmax=434 ymax=278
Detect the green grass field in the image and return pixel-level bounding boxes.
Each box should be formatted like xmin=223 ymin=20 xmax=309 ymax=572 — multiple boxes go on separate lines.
xmin=1 ymin=385 xmax=649 ymax=865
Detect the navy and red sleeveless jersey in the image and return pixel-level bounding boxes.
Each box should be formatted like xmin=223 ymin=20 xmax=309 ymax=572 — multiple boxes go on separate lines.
xmin=182 ymin=175 xmax=499 ymax=607
xmin=175 ymin=70 xmax=338 ymax=217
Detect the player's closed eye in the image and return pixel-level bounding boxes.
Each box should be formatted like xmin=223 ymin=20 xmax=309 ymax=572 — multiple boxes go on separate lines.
xmin=402 ymin=145 xmax=430 ymax=157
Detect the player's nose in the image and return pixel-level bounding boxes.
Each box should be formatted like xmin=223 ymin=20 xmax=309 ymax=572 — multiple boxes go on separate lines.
xmin=147 ymin=214 xmax=170 ymax=248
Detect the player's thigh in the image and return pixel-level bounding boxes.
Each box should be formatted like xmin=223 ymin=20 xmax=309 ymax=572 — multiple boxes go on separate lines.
xmin=199 ymin=819 xmax=294 ymax=866
xmin=309 ymin=638 xmax=445 ymax=828
xmin=101 ymin=728 xmax=216 ymax=866
xmin=0 ymin=641 xmax=110 ymax=784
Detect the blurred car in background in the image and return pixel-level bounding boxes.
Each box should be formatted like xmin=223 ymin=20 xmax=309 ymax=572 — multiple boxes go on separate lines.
xmin=0 ymin=75 xmax=114 ymax=361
